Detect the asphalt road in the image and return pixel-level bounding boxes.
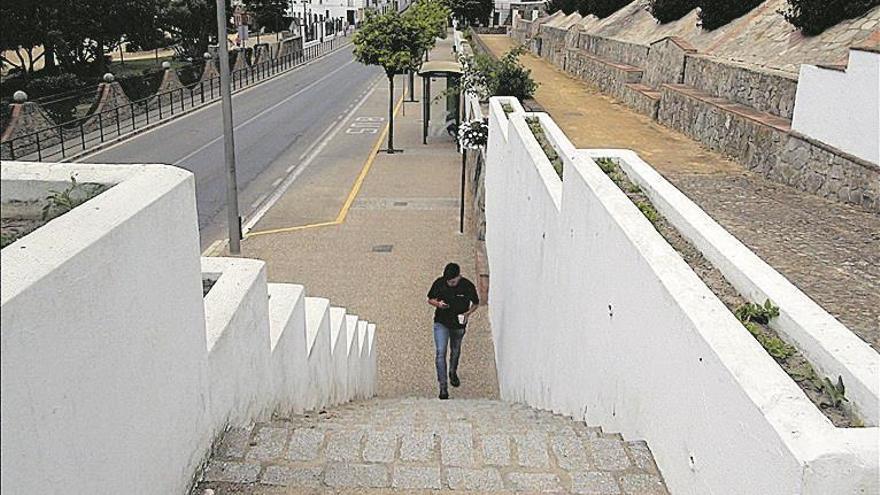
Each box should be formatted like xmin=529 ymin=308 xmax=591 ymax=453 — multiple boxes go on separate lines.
xmin=83 ymin=45 xmax=382 ymax=248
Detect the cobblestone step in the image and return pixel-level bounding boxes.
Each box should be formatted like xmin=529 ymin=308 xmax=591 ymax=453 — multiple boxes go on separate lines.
xmin=197 ymin=398 xmax=669 ymax=494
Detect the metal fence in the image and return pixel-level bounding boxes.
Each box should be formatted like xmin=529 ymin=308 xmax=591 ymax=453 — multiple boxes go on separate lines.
xmin=1 ymin=35 xmax=348 ymax=162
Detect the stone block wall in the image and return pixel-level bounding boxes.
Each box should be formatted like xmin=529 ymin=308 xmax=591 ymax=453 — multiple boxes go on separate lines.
xmin=658 ymin=84 xmax=879 ymax=211
xmin=540 ymin=26 xmax=569 ymax=66
xmin=565 ymin=49 xmax=643 ymax=100
xmin=684 ymin=55 xmax=798 ymax=119
xmin=576 ymin=32 xmax=649 ymax=68
xmin=643 ymin=37 xmax=693 ymax=88
xmin=774 ymin=133 xmax=879 ymax=211
xmin=78 ymin=82 xmax=134 ymax=135
xmin=621 ymin=84 xmax=660 ymax=119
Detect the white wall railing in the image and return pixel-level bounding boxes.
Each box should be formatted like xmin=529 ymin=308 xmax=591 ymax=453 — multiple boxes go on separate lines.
xmin=1 ymin=161 xmax=378 ymax=494
xmin=484 ymin=96 xmax=879 ymax=495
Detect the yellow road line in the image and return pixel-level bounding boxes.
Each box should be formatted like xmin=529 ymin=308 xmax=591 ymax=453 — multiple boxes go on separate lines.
xmin=246 ymin=87 xmax=406 ymax=238
xmin=245 ymin=220 xmax=340 ymax=238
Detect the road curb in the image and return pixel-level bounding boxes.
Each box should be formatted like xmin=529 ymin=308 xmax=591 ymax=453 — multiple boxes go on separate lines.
xmin=64 ymin=41 xmax=353 ymax=163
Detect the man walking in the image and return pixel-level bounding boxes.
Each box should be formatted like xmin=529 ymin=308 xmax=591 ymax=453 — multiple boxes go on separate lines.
xmin=427 ymin=263 xmax=480 ymax=400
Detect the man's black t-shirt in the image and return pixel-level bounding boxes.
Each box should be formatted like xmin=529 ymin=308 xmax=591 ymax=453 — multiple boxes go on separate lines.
xmin=427 ymin=276 xmax=480 ymax=329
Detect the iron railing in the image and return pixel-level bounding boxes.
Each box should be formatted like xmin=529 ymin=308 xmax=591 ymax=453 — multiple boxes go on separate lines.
xmin=1 ymin=35 xmax=348 ymax=162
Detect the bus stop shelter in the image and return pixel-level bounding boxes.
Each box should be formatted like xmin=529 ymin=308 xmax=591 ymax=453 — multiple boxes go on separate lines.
xmin=417 ymin=61 xmax=462 ymax=145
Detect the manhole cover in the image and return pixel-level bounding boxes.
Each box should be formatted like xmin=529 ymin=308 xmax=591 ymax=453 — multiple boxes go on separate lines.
xmin=372 ymin=244 xmax=393 ymax=253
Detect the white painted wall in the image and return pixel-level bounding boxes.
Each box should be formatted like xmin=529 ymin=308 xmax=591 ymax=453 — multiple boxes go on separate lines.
xmin=1 ymin=163 xmax=210 ymax=495
xmin=585 ymin=148 xmax=879 ymax=425
xmin=267 ymin=283 xmax=310 ymax=415
xmin=1 ymin=161 xmax=379 ymax=494
xmin=792 ymin=49 xmax=880 ymax=164
xmin=484 ymin=98 xmax=879 ymax=494
xmin=203 ymin=257 xmax=274 ymax=434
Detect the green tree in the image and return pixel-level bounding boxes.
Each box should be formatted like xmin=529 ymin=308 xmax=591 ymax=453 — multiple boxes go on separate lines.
xmin=161 ymin=0 xmax=232 ymax=59
xmin=353 ymin=11 xmax=423 ymax=153
xmin=404 ymin=0 xmax=450 ymax=63
xmin=448 ymin=0 xmax=492 ymax=26
xmin=545 ymin=0 xmax=579 ymax=15
xmin=244 ymin=0 xmax=289 ymax=34
xmin=0 ymin=2 xmax=56 ymax=75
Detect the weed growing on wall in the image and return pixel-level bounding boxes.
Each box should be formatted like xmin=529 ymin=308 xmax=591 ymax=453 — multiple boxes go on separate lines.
xmin=42 ymin=175 xmax=108 ymax=221
xmin=525 ymin=117 xmax=563 ymax=178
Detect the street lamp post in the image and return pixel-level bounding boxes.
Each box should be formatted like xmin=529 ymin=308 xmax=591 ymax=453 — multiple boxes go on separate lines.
xmin=215 ymin=0 xmax=242 ymax=254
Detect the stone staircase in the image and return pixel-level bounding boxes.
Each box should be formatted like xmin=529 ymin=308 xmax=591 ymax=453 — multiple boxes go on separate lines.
xmin=197 ymin=398 xmax=669 ymax=494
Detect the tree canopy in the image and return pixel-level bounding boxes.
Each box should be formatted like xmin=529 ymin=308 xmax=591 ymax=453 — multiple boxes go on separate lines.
xmin=352 ymin=11 xmax=424 ymax=78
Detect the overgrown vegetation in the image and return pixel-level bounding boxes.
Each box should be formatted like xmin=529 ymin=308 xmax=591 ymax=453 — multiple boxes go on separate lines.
xmin=525 ymin=117 xmax=563 ymax=178
xmin=781 ymin=0 xmax=880 ymax=36
xmin=648 ymin=0 xmax=699 ymax=23
xmin=448 ymin=0 xmax=493 ymax=26
xmin=459 ymin=46 xmax=538 ymax=101
xmin=595 ymin=157 xmax=860 ymax=427
xmin=501 ymin=102 xmax=515 ymax=114
xmin=698 ymin=0 xmax=764 ymax=30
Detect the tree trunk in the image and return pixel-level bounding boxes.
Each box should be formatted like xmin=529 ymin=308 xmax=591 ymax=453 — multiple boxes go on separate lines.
xmin=44 ymin=46 xmax=57 ymax=75
xmin=387 ymin=74 xmax=395 ymax=153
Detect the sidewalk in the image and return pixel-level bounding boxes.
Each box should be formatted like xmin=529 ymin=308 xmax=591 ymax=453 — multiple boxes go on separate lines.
xmin=238 ymin=37 xmax=499 ymax=400
xmin=478 ymin=34 xmax=880 ymax=349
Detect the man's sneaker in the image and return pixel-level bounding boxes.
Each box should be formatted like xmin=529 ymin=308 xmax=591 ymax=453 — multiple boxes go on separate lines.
xmin=439 ymin=387 xmax=449 ymax=400
xmin=449 ymin=371 xmax=460 ymax=388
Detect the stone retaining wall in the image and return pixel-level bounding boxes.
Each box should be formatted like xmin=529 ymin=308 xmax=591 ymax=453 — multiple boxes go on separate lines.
xmin=577 ymin=32 xmax=649 ymax=68
xmin=684 ymin=55 xmax=798 ymax=120
xmin=643 ymin=37 xmax=693 ymax=88
xmin=658 ymin=84 xmax=879 ymax=211
xmin=565 ymin=49 xmax=642 ymax=100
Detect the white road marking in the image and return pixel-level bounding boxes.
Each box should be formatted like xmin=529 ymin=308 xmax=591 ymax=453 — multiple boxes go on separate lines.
xmin=271 ymin=177 xmax=283 ymax=187
xmin=173 ymin=60 xmax=356 ymax=166
xmin=251 ymin=193 xmax=269 ymax=208
xmin=242 ymin=79 xmax=379 ymax=234
xmin=77 ymin=45 xmax=354 ymax=161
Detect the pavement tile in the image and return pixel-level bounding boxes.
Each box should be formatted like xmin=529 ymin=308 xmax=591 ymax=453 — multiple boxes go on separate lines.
xmin=506 ymin=472 xmax=563 ymax=492
xmin=325 ymin=462 xmax=390 ymax=488
xmin=261 ymin=465 xmax=323 ymax=487
xmin=215 ymin=426 xmax=252 ymax=459
xmin=246 ymin=426 xmax=289 ymax=461
xmin=552 ymin=434 xmax=591 ymax=471
xmin=287 ymin=428 xmax=325 ymax=461
xmin=514 ymin=432 xmax=551 ymax=468
xmin=441 ymin=433 xmax=476 ymax=467
xmin=392 ymin=465 xmax=442 ymax=490
xmin=590 ymin=438 xmax=632 ymax=471
xmin=325 ymin=430 xmax=365 ymax=462
xmin=400 ymin=431 xmax=436 ymax=462
xmin=617 ymin=473 xmax=668 ymax=494
xmin=446 ymin=467 xmax=504 ymax=491
xmin=363 ymin=430 xmax=398 ymax=463
xmin=201 ymin=461 xmax=260 ymax=483
xmin=481 ymin=434 xmax=511 ymax=466
xmin=572 ymin=471 xmax=621 ymax=495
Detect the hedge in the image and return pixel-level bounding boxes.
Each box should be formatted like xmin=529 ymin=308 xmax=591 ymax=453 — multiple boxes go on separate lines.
xmin=782 ymin=0 xmax=880 ymax=36
xmin=648 ymin=0 xmax=699 ymax=23
xmin=698 ymin=0 xmax=763 ymax=30
xmin=578 ymin=0 xmax=631 ymax=18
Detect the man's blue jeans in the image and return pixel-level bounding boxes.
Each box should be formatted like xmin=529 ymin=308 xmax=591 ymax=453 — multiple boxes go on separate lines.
xmin=434 ymin=322 xmax=464 ymax=388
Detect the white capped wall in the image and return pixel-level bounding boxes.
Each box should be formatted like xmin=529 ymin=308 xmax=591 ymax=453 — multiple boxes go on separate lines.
xmin=792 ymin=48 xmax=880 ymax=165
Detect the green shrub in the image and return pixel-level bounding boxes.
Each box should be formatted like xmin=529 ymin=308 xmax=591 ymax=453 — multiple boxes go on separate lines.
xmin=782 ymin=0 xmax=879 ymax=36
xmin=578 ymin=0 xmax=631 ymax=18
xmin=648 ymin=0 xmax=699 ymax=23
xmin=698 ymin=0 xmax=763 ymax=30
xmin=460 ymin=46 xmax=537 ymax=101
xmin=27 ymin=73 xmax=86 ymax=98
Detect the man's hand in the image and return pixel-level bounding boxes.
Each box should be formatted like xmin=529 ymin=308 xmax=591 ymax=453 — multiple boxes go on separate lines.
xmin=428 ymin=298 xmax=449 ymax=309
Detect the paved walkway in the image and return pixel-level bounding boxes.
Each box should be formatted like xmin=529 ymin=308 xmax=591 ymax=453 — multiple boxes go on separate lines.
xmin=238 ymin=36 xmax=499 ymax=400
xmin=198 ymin=398 xmax=668 ymax=494
xmin=477 ymin=34 xmax=880 ymax=350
